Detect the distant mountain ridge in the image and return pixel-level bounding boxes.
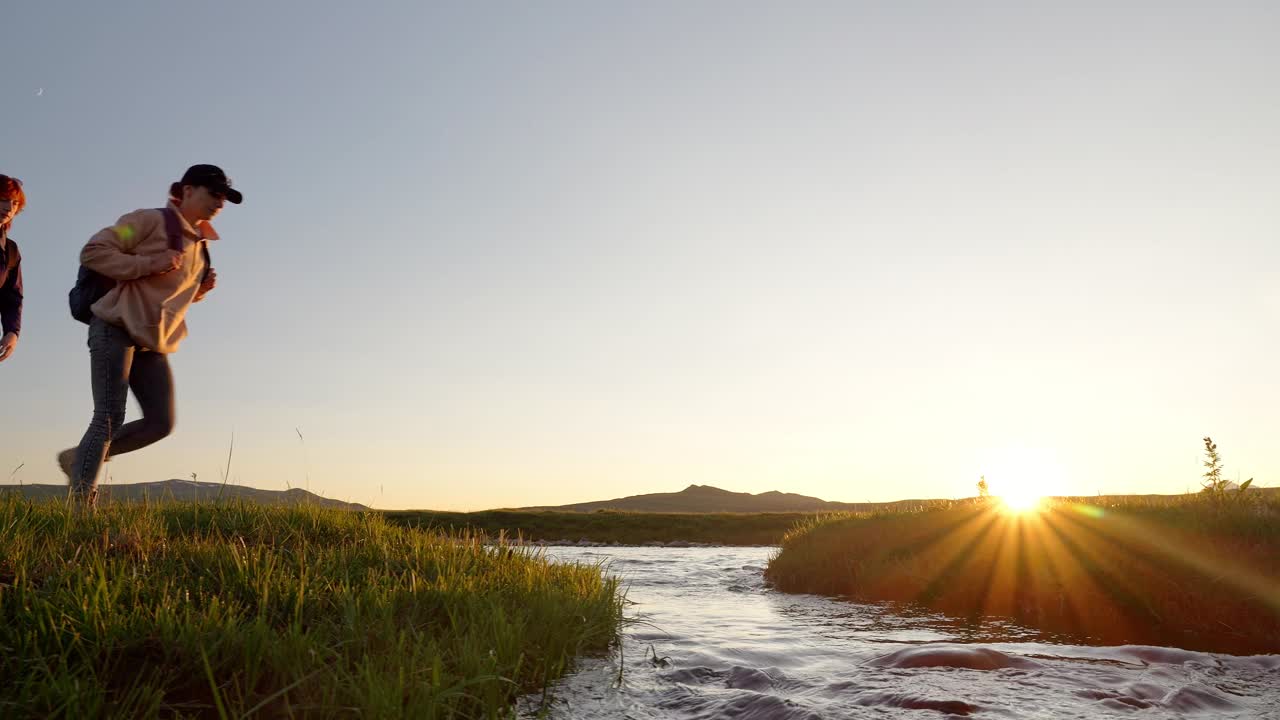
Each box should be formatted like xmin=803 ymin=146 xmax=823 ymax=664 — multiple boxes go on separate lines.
xmin=515 ymin=484 xmax=937 ymax=513
xmin=0 ymin=479 xmax=366 ymax=510
xmin=515 ymin=484 xmax=1280 ymax=514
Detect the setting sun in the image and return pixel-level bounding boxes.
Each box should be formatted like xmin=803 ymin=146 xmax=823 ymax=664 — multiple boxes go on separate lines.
xmin=999 ymin=490 xmax=1044 ymax=513
xmin=979 ymin=447 xmax=1066 ymax=513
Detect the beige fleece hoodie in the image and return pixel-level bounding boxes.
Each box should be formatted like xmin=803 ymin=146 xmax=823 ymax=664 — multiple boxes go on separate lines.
xmin=81 ymin=201 xmax=217 ymax=353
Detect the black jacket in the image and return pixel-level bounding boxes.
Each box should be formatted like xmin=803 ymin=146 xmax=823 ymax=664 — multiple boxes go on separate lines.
xmin=0 ymin=228 xmax=23 ymax=337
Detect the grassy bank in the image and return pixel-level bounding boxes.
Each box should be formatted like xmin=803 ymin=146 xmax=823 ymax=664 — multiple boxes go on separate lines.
xmin=382 ymin=510 xmax=809 ymax=546
xmin=765 ymin=495 xmax=1280 ymax=655
xmin=0 ymin=498 xmax=624 ymax=719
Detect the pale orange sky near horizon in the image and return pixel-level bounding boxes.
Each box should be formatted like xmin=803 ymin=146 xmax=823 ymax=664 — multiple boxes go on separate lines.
xmin=2 ymin=2 xmax=1277 ymax=511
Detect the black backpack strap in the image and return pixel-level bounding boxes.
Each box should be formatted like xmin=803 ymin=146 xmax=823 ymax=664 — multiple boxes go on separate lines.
xmin=158 ymin=207 xmax=184 ymax=251
xmin=200 ymin=241 xmax=213 ymax=283
xmin=157 ymin=207 xmax=214 ymax=282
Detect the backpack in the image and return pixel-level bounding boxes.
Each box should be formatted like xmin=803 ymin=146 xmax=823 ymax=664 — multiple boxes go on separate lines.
xmin=69 ymin=207 xmax=211 ymax=324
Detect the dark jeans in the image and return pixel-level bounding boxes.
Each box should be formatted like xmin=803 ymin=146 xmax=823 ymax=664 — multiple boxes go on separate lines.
xmin=70 ymin=317 xmax=176 ymax=499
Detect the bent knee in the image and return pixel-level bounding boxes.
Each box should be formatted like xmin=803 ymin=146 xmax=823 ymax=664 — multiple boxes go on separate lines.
xmin=152 ymin=414 xmax=177 ymax=438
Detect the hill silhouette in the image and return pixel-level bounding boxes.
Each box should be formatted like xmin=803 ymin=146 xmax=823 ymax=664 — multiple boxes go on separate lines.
xmin=515 ymin=484 xmax=936 ymax=513
xmin=0 ymin=479 xmax=366 ymax=510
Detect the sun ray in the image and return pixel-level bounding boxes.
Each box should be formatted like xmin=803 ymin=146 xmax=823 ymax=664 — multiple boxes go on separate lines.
xmin=1053 ymin=502 xmax=1280 ymax=615
xmin=1039 ymin=510 xmax=1158 ymax=642
xmin=908 ymin=511 xmax=1003 ymax=604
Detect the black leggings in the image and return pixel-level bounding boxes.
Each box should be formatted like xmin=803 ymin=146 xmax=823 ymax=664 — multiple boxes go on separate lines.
xmin=70 ymin=317 xmax=175 ymax=498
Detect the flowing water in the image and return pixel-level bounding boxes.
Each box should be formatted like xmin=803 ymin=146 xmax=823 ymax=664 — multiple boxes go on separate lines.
xmin=522 ymin=546 xmax=1280 ymax=719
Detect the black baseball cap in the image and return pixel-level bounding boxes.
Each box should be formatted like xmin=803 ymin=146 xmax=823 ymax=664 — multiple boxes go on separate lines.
xmin=180 ymin=164 xmax=243 ymax=204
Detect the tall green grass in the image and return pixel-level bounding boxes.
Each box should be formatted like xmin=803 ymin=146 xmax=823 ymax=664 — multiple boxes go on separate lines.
xmin=766 ymin=494 xmax=1280 ymax=655
xmin=0 ymin=498 xmax=624 ymax=719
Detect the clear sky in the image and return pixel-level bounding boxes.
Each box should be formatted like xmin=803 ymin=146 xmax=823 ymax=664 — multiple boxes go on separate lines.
xmin=2 ymin=2 xmax=1277 ymax=511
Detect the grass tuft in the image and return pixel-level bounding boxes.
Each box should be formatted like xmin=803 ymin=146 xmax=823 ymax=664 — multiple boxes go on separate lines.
xmin=0 ymin=497 xmax=623 ymax=719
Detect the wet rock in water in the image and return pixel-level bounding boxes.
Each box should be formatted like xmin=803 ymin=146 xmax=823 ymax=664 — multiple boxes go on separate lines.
xmin=851 ymin=691 xmax=981 ymax=716
xmin=659 ymin=688 xmax=823 ymax=720
xmin=724 ymin=666 xmax=776 ymax=692
xmin=867 ymin=644 xmax=1043 ymax=670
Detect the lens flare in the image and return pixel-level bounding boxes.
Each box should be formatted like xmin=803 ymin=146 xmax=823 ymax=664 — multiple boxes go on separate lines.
xmin=1000 ymin=490 xmax=1043 ymax=513
xmin=979 ymin=447 xmax=1065 ymax=515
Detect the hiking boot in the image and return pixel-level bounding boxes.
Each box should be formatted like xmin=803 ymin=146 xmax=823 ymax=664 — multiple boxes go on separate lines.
xmin=57 ymin=448 xmax=77 ymax=484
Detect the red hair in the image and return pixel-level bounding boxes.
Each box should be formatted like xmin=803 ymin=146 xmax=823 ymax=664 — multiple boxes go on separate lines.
xmin=0 ymin=175 xmax=24 ymax=214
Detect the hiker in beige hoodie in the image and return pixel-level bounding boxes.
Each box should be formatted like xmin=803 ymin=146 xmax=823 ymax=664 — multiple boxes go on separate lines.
xmin=59 ymin=165 xmax=243 ymax=506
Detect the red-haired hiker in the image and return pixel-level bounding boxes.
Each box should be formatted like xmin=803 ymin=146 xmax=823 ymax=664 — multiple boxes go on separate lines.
xmin=0 ymin=174 xmax=27 ymax=363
